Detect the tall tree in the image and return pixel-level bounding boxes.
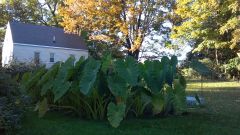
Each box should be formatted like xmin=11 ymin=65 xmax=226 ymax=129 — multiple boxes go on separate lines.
xmin=59 ymin=0 xmax=175 ymax=59
xmin=37 ymin=0 xmax=63 ymax=26
xmin=0 ymin=0 xmax=62 ymax=42
xmin=171 ymin=0 xmax=240 ymax=64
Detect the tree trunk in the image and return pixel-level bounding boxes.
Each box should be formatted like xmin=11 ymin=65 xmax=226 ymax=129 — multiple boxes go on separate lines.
xmin=125 ymin=37 xmax=140 ymax=60
xmin=128 ymin=49 xmax=140 ymax=60
xmin=215 ymin=48 xmax=219 ymax=65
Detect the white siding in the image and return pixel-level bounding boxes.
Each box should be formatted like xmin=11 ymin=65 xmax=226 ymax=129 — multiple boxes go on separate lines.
xmin=13 ymin=43 xmax=88 ymax=68
xmin=2 ymin=22 xmax=14 ymax=66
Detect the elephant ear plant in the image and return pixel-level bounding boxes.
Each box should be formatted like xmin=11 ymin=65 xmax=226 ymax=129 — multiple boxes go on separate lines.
xmin=141 ymin=56 xmax=186 ymax=115
xmin=21 ymin=55 xmax=187 ymax=128
xmin=107 ymin=57 xmax=139 ymax=127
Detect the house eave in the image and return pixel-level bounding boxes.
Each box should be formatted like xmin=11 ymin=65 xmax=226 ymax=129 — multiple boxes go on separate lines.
xmin=13 ymin=42 xmax=88 ymax=52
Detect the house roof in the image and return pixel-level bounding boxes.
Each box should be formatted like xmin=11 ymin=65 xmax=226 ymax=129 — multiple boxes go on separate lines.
xmin=9 ymin=22 xmax=88 ymax=50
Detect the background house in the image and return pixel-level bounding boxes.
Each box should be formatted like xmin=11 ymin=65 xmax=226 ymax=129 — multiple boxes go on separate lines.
xmin=1 ymin=22 xmax=88 ymax=67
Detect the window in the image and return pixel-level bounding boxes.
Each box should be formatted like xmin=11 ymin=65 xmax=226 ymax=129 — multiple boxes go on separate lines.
xmin=34 ymin=52 xmax=40 ymax=64
xmin=50 ymin=53 xmax=54 ymax=62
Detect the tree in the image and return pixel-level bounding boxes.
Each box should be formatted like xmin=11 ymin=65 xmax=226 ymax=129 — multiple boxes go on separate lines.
xmin=0 ymin=0 xmax=62 ymax=42
xmin=35 ymin=0 xmax=63 ymax=26
xmin=59 ymin=0 xmax=175 ymax=59
xmin=77 ymin=31 xmax=124 ymax=59
xmin=172 ymin=0 xmax=240 ymax=65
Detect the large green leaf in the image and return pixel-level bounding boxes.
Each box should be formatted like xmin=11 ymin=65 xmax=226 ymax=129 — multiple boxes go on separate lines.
xmin=25 ymin=67 xmax=46 ymax=91
xmin=152 ymin=93 xmax=165 ymax=114
xmin=114 ymin=57 xmax=139 ymax=86
xmin=170 ymin=55 xmax=178 ymax=67
xmin=142 ymin=61 xmax=164 ymax=93
xmin=139 ymin=92 xmax=152 ymax=115
xmin=190 ymin=59 xmax=211 ymax=76
xmin=53 ymin=81 xmax=72 ymax=102
xmin=38 ymin=63 xmax=60 ymax=96
xmin=41 ymin=80 xmax=53 ymax=96
xmin=95 ymin=71 xmax=109 ymax=96
xmin=52 ymin=57 xmax=75 ymax=102
xmin=62 ymin=57 xmax=75 ymax=81
xmin=162 ymin=56 xmax=178 ymax=87
xmin=20 ymin=72 xmax=32 ymax=93
xmin=55 ymin=57 xmax=75 ymax=82
xmin=172 ymin=79 xmax=186 ymax=113
xmin=20 ymin=72 xmax=31 ymax=86
xmin=37 ymin=62 xmax=60 ymax=87
xmin=79 ymin=58 xmax=101 ymax=95
xmin=101 ymin=54 xmax=112 ymax=74
xmin=107 ymin=74 xmax=128 ymax=99
xmin=107 ymin=102 xmax=126 ymax=128
xmin=72 ymin=56 xmax=87 ymax=81
xmin=164 ymin=86 xmax=175 ymax=114
xmin=75 ymin=56 xmax=85 ymax=69
xmin=161 ymin=56 xmax=170 ymax=65
xmin=170 ymin=55 xmax=178 ymax=78
xmin=164 ymin=79 xmax=186 ymax=114
xmin=138 ymin=62 xmax=145 ymax=77
xmin=165 ymin=66 xmax=174 ymax=87
xmin=178 ymin=74 xmax=187 ymax=89
xmin=38 ymin=98 xmax=48 ymax=118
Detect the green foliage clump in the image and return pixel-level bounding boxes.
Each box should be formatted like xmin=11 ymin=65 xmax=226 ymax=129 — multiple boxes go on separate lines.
xmin=172 ymin=0 xmax=240 ymax=52
xmin=181 ymin=68 xmax=200 ymax=79
xmin=21 ymin=55 xmax=187 ymax=128
xmin=0 ymin=68 xmax=26 ymax=133
xmin=224 ymin=57 xmax=240 ymax=79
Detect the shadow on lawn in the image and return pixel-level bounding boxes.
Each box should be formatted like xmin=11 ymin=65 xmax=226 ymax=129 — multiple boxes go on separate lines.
xmin=187 ymin=88 xmax=240 ymax=117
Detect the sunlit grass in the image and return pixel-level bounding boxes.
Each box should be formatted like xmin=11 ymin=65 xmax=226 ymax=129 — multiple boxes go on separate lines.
xmin=187 ymin=80 xmax=240 ymax=91
xmin=186 ymin=80 xmax=240 ymax=117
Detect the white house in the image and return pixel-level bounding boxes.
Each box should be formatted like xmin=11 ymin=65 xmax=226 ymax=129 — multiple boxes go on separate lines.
xmin=2 ymin=22 xmax=88 ymax=67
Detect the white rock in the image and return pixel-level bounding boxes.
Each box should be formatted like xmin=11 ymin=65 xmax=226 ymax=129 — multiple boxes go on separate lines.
xmin=186 ymin=96 xmax=205 ymax=107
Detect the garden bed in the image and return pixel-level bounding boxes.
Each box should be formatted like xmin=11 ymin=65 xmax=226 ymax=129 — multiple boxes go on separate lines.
xmin=13 ymin=81 xmax=240 ymax=135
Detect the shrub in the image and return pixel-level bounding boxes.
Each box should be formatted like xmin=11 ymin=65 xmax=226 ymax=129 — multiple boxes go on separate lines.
xmin=181 ymin=68 xmax=200 ymax=79
xmin=3 ymin=60 xmax=42 ymax=77
xmin=21 ymin=55 xmax=186 ymax=128
xmin=0 ymin=69 xmax=27 ymax=133
xmin=181 ymin=59 xmax=214 ymax=80
xmin=224 ymin=57 xmax=240 ymax=80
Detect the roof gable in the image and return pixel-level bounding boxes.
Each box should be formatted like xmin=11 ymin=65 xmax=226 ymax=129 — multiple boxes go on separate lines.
xmin=9 ymin=22 xmax=88 ymax=50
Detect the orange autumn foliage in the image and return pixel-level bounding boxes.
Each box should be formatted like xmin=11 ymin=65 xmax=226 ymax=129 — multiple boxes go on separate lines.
xmin=59 ymin=0 xmax=172 ymax=57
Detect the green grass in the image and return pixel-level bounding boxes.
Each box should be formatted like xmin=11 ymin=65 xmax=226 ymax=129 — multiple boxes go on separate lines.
xmin=15 ymin=80 xmax=240 ymax=135
xmin=187 ymin=80 xmax=240 ymax=117
xmin=187 ymin=80 xmax=240 ymax=90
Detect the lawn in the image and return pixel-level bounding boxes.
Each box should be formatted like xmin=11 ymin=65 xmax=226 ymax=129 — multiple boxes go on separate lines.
xmin=15 ymin=81 xmax=240 ymax=135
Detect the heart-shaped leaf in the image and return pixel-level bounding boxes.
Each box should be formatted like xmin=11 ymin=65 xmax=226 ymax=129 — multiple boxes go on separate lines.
xmin=38 ymin=98 xmax=48 ymax=118
xmin=107 ymin=102 xmax=126 ymax=128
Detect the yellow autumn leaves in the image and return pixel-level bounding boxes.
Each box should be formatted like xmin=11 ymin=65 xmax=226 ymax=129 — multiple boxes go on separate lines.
xmin=58 ymin=0 xmax=160 ymax=53
xmin=172 ymin=0 xmax=240 ymax=52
